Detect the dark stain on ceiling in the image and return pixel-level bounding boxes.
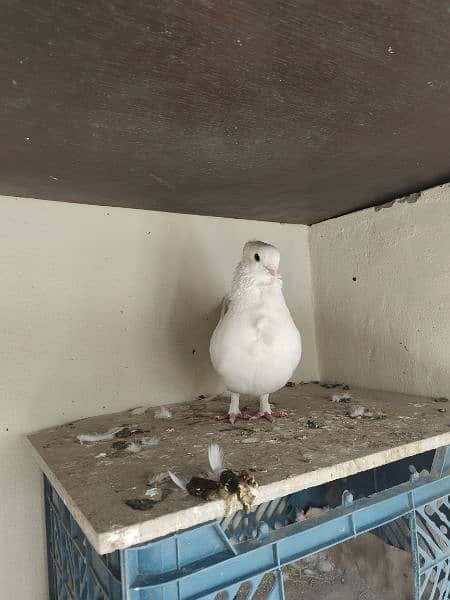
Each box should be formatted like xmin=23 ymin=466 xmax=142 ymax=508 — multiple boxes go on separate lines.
xmin=0 ymin=0 xmax=449 ymax=224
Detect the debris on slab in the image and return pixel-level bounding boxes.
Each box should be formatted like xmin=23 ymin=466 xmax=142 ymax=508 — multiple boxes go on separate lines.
xmin=129 ymin=406 xmax=148 ymax=416
xmin=77 ymin=426 xmax=125 ymax=443
xmin=145 ymin=487 xmax=163 ymax=501
xmin=126 ymin=442 xmax=142 ymax=453
xmin=115 ymin=427 xmax=144 ymax=438
xmin=112 ymin=440 xmax=143 ymax=452
xmin=331 ymin=392 xmax=352 ymax=403
xmin=125 ymin=498 xmax=156 ymax=511
xmin=306 ymin=419 xmax=320 ymax=429
xmin=95 ymin=452 xmax=107 ymax=458
xmin=147 ymin=472 xmax=169 ymax=486
xmin=348 ymin=406 xmax=374 ymax=419
xmin=285 ymin=381 xmax=296 ymax=387
xmin=112 ymin=440 xmax=129 ymax=451
xmin=168 ymin=471 xmax=188 ymax=494
xmin=154 ymin=406 xmax=172 ymax=419
xmin=438 ymin=408 xmax=447 ymax=413
xmin=435 ymin=397 xmax=449 ymax=403
xmin=141 ymin=436 xmax=160 ymax=446
xmin=168 ymin=444 xmax=259 ymax=515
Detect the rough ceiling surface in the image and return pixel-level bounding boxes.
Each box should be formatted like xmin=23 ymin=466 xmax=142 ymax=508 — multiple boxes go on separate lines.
xmin=0 ymin=0 xmax=449 ymax=224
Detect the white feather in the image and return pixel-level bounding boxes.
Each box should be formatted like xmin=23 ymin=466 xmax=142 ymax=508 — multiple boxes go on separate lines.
xmin=147 ymin=472 xmax=168 ymax=485
xmin=126 ymin=442 xmax=142 ymax=453
xmin=155 ymin=406 xmax=172 ymax=419
xmin=208 ymin=443 xmax=224 ymax=476
xmin=130 ymin=406 xmax=147 ymax=416
xmin=77 ymin=426 xmax=124 ymax=443
xmin=168 ymin=471 xmax=187 ymax=493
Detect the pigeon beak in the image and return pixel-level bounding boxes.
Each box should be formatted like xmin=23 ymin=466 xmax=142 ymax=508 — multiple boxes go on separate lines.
xmin=265 ymin=266 xmax=278 ymax=277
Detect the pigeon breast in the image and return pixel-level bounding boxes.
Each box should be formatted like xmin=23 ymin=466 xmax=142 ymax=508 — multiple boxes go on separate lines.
xmin=210 ymin=277 xmax=301 ymax=396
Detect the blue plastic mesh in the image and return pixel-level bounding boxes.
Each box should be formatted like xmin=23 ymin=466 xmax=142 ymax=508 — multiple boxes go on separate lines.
xmin=45 ymin=478 xmax=122 ymax=600
xmin=412 ymin=496 xmax=450 ymax=599
xmin=220 ymin=494 xmax=298 ymax=544
xmin=45 ymin=451 xmax=450 ymax=600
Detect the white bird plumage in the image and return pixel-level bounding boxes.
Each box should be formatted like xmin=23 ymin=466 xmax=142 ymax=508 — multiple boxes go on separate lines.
xmin=210 ymin=241 xmax=301 ymax=423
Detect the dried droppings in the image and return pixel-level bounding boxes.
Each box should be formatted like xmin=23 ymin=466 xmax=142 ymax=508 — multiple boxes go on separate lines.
xmin=197 ymin=394 xmax=207 ymax=400
xmin=115 ymin=427 xmax=132 ymax=438
xmin=342 ymin=385 xmax=350 ymax=390
xmin=285 ymin=381 xmax=296 ymax=387
xmin=321 ymin=383 xmax=341 ymax=389
xmin=306 ymin=419 xmax=320 ymax=429
xmin=331 ymin=392 xmax=352 ymax=403
xmin=112 ymin=440 xmax=129 ymax=451
xmin=435 ymin=397 xmax=449 ymax=403
xmin=438 ymin=408 xmax=447 ymax=413
xmin=95 ymin=452 xmax=107 ymax=458
xmin=125 ymin=498 xmax=156 ymax=511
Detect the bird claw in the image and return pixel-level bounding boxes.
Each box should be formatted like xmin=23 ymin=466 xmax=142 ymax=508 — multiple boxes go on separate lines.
xmin=216 ymin=412 xmax=251 ymax=424
xmin=251 ymin=410 xmax=287 ymax=422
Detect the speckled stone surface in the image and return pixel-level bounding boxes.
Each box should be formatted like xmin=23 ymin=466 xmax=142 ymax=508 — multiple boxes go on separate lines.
xmin=28 ymin=384 xmax=450 ymax=554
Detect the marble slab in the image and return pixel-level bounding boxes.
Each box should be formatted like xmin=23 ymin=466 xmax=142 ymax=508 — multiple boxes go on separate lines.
xmin=28 ymin=383 xmax=450 ymax=554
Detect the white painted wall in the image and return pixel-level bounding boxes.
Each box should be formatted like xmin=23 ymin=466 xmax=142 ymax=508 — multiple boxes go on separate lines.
xmin=0 ymin=195 xmax=318 ymax=598
xmin=311 ymin=183 xmax=450 ymax=398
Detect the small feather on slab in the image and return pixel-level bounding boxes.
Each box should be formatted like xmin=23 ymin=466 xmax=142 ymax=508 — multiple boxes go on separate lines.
xmin=154 ymin=407 xmax=172 ymax=419
xmin=77 ymin=427 xmax=125 ymax=443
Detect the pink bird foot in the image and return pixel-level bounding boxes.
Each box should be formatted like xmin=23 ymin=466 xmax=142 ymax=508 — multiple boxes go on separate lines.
xmin=216 ymin=412 xmax=251 ymax=425
xmin=251 ymin=410 xmax=287 ymax=423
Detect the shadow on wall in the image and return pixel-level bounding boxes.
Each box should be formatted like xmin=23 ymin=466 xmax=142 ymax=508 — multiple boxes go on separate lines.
xmin=138 ymin=221 xmax=230 ymax=398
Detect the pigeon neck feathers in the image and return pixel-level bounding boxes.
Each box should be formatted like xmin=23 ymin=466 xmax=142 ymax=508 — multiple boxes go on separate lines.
xmin=231 ymin=261 xmax=282 ymax=298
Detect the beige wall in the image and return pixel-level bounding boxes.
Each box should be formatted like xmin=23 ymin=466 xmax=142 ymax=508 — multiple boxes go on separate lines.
xmin=7 ymin=181 xmax=450 ymax=598
xmin=0 ymin=195 xmax=318 ymax=598
xmin=311 ymin=183 xmax=450 ymax=398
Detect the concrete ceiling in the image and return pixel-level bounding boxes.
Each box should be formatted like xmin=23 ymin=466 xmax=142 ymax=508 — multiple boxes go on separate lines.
xmin=0 ymin=0 xmax=449 ymax=224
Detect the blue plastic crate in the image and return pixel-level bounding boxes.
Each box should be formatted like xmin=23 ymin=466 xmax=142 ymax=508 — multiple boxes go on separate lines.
xmin=44 ymin=447 xmax=450 ymax=599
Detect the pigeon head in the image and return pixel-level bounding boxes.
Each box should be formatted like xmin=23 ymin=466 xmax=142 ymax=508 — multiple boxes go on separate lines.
xmin=242 ymin=241 xmax=280 ymax=278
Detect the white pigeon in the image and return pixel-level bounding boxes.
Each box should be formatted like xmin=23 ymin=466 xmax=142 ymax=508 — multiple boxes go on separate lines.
xmin=210 ymin=241 xmax=301 ymax=423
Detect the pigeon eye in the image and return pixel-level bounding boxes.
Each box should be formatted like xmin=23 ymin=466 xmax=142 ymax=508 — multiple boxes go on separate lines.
xmin=254 ymin=253 xmax=260 ymax=262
